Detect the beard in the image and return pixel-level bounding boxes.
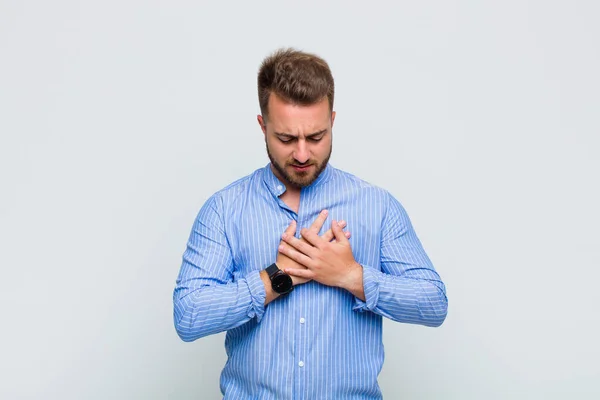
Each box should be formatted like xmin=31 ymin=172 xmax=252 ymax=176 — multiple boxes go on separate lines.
xmin=266 ymin=142 xmax=332 ymax=189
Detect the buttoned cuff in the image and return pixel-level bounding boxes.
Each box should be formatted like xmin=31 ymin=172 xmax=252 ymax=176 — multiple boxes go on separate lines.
xmin=245 ymin=270 xmax=267 ymax=323
xmin=352 ymin=266 xmax=380 ymax=312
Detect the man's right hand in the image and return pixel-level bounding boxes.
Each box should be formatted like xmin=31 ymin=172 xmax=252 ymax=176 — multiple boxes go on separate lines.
xmin=276 ymin=210 xmax=350 ymax=286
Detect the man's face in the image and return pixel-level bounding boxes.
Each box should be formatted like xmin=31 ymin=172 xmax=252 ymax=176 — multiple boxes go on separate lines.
xmin=258 ymin=93 xmax=335 ymax=189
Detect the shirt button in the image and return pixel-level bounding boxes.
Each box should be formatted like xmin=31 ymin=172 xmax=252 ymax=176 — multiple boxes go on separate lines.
xmin=277 ymin=185 xmax=283 ymax=191
xmin=298 ymin=361 xmax=304 ymax=367
xmin=299 ymin=317 xmax=305 ymax=324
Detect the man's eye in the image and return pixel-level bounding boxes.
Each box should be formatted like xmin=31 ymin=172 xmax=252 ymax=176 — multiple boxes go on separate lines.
xmin=279 ymin=138 xmax=293 ymax=143
xmin=308 ymin=136 xmax=323 ymax=142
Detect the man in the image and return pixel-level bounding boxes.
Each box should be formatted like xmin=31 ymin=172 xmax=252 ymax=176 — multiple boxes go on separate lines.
xmin=173 ymin=48 xmax=448 ymax=399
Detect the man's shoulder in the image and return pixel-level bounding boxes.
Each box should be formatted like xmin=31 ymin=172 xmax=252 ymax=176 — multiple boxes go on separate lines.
xmin=330 ymin=166 xmax=391 ymax=196
xmin=206 ymin=166 xmax=265 ymax=204
xmin=330 ymin=166 xmax=408 ymax=219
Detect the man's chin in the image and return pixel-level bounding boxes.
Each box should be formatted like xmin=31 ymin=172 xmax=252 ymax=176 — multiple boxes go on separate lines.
xmin=286 ymin=169 xmax=317 ymax=187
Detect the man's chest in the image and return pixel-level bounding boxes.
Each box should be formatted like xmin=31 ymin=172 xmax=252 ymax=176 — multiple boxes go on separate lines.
xmin=222 ymin=193 xmax=383 ymax=278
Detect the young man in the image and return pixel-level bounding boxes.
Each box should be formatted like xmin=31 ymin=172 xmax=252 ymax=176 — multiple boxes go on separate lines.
xmin=174 ymin=48 xmax=448 ymax=399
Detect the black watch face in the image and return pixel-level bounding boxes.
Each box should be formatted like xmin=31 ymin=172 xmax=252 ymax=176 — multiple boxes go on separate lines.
xmin=272 ymin=273 xmax=293 ymax=293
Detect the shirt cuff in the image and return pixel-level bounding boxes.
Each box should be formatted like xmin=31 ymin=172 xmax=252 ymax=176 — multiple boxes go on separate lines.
xmin=352 ymin=265 xmax=380 ymax=312
xmin=245 ymin=270 xmax=267 ymax=323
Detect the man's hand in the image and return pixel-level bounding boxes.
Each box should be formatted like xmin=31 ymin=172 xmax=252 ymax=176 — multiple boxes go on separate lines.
xmin=278 ymin=220 xmax=365 ymax=299
xmin=276 ymin=210 xmax=350 ymax=286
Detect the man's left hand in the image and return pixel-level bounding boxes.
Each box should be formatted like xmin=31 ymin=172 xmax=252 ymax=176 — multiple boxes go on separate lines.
xmin=279 ymin=220 xmax=365 ymax=298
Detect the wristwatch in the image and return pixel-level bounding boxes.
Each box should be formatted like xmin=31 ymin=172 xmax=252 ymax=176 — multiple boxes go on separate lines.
xmin=265 ymin=263 xmax=293 ymax=295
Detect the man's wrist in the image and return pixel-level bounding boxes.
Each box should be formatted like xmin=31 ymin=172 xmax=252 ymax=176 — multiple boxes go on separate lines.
xmin=260 ymin=269 xmax=279 ymax=305
xmin=266 ymin=263 xmax=294 ymax=295
xmin=340 ymin=262 xmax=365 ymax=301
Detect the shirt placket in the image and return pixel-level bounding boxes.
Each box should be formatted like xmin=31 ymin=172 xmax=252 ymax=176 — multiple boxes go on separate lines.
xmin=293 ymin=189 xmax=310 ymax=400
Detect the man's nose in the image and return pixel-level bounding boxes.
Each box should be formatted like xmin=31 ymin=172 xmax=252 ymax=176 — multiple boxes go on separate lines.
xmin=293 ymin=141 xmax=310 ymax=164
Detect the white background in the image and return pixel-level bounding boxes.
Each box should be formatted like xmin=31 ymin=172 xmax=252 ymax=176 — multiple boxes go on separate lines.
xmin=1 ymin=1 xmax=599 ymax=399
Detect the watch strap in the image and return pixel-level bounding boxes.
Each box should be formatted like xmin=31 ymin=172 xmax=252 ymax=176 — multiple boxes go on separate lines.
xmin=265 ymin=263 xmax=280 ymax=278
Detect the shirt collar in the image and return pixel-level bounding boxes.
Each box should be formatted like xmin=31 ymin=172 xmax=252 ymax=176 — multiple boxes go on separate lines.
xmin=262 ymin=162 xmax=333 ymax=197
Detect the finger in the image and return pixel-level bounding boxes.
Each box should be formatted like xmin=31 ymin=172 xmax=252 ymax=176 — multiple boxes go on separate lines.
xmin=283 ymin=220 xmax=297 ymax=236
xmin=279 ymin=241 xmax=313 ymax=267
xmin=321 ymin=220 xmax=346 ymax=242
xmin=308 ymin=209 xmax=329 ymax=234
xmin=330 ymin=230 xmax=351 ymax=242
xmin=332 ymin=220 xmax=349 ymax=244
xmin=285 ymin=268 xmax=315 ymax=280
xmin=282 ymin=232 xmax=316 ymax=257
xmin=299 ymin=227 xmax=326 ymax=249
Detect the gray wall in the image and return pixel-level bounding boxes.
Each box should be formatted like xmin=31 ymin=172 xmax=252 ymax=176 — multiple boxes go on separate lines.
xmin=1 ymin=1 xmax=598 ymax=399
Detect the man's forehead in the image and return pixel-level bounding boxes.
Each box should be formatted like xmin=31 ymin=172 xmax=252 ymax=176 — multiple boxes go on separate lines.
xmin=268 ymin=91 xmax=329 ymax=108
xmin=267 ymin=93 xmax=330 ymax=116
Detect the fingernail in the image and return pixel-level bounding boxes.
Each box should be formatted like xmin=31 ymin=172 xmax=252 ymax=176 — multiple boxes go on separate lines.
xmin=322 ymin=210 xmax=328 ymax=215
xmin=282 ymin=233 xmax=287 ymax=239
xmin=279 ymin=245 xmax=284 ymax=251
xmin=339 ymin=220 xmax=346 ymax=225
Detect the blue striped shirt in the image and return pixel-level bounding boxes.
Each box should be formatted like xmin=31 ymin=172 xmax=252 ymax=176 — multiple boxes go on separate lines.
xmin=174 ymin=163 xmax=448 ymax=399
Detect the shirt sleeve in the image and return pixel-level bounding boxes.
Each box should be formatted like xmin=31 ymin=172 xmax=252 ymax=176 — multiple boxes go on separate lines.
xmin=352 ymin=192 xmax=448 ymax=327
xmin=173 ymin=194 xmax=266 ymax=342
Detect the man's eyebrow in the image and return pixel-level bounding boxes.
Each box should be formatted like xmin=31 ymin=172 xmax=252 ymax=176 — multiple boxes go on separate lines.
xmin=274 ymin=129 xmax=327 ymax=138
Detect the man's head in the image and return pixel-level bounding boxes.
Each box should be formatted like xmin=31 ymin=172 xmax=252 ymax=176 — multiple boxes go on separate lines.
xmin=257 ymin=48 xmax=336 ymax=189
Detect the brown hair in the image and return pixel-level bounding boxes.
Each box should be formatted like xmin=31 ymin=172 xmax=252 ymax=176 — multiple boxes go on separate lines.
xmin=258 ymin=48 xmax=334 ymax=119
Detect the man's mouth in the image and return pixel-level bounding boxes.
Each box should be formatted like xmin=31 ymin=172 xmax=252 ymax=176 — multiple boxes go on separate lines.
xmin=291 ymin=164 xmax=312 ymax=172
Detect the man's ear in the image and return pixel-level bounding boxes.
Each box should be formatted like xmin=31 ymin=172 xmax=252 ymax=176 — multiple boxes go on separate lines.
xmin=257 ymin=115 xmax=267 ymax=136
xmin=331 ymin=111 xmax=336 ymax=128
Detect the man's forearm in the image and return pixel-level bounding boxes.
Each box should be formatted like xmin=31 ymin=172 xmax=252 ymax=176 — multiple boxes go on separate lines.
xmin=355 ymin=267 xmax=448 ymax=327
xmin=174 ymin=271 xmax=267 ymax=341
